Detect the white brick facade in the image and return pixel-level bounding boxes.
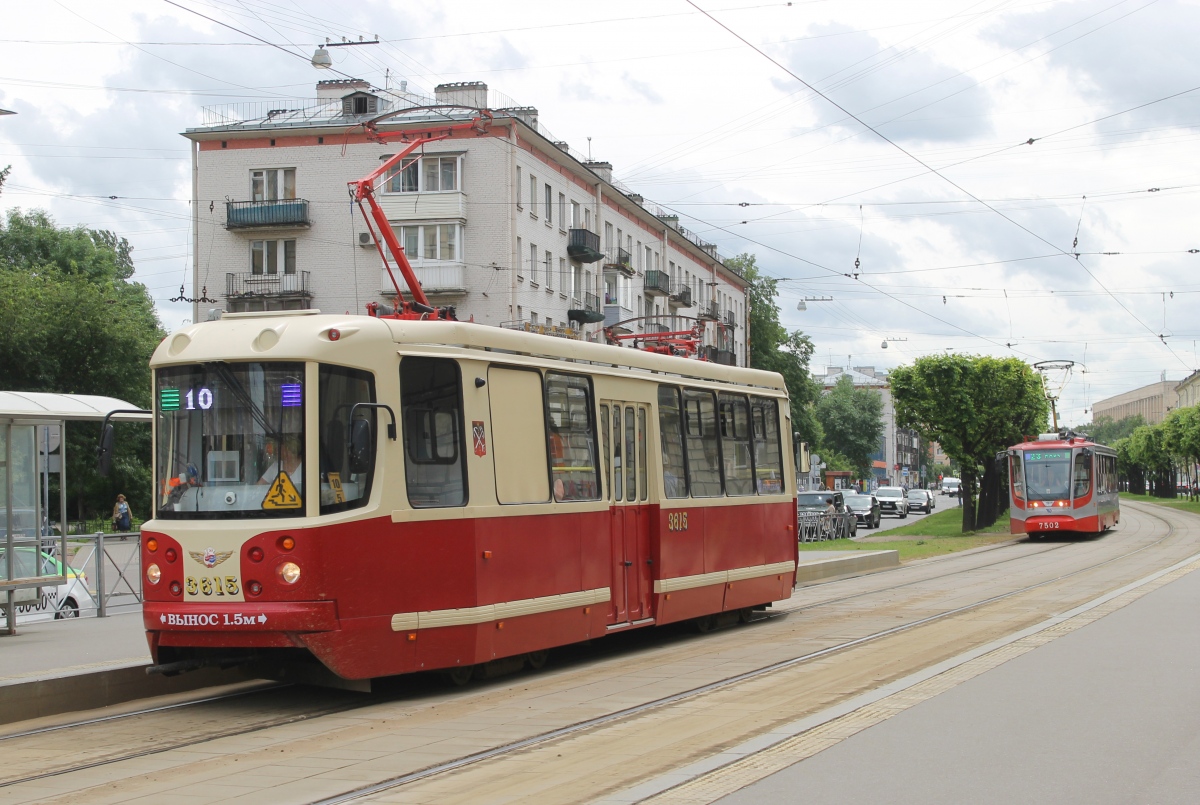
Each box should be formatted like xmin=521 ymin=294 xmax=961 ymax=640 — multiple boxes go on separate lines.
xmin=184 ymin=82 xmax=748 ymax=364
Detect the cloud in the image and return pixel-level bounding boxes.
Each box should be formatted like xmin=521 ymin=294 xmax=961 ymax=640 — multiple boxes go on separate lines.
xmin=774 ymin=23 xmax=995 ymax=144
xmin=622 ymin=73 xmax=664 ymax=105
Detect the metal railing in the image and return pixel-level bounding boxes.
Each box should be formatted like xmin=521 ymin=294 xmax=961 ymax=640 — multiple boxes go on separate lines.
xmin=603 ymin=246 xmax=633 ymax=274
xmin=644 ymin=269 xmax=671 ymax=297
xmin=584 ymin=291 xmax=600 ymax=313
xmin=699 ymin=300 xmax=720 ymax=320
xmin=226 ymin=199 xmax=310 ymax=229
xmin=226 ymin=270 xmax=311 ymax=298
xmin=568 ymin=229 xmax=603 ymax=262
xmin=0 ymin=533 xmax=142 ymax=625
xmin=798 ymin=512 xmax=857 ymax=542
xmin=669 ymin=285 xmax=693 ymax=307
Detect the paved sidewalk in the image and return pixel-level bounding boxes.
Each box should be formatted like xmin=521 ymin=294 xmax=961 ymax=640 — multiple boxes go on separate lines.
xmin=0 ymin=609 xmax=148 ymax=685
xmin=719 ymin=555 xmax=1200 ymax=804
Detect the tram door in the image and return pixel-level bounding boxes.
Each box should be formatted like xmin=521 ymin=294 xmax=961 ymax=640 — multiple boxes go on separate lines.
xmin=600 ymin=401 xmax=651 ymax=624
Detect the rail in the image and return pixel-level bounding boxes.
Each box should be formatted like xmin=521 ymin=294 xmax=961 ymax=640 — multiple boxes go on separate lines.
xmin=798 ymin=511 xmax=857 ymax=542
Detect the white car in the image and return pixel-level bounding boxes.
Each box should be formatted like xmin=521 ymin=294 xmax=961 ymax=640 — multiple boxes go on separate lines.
xmin=0 ymin=545 xmax=96 ymax=624
xmin=875 ymin=486 xmax=909 ymax=518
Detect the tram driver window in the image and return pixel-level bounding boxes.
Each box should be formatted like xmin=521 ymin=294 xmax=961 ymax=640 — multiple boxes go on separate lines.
xmin=1073 ymin=452 xmax=1091 ymax=498
xmin=401 ymin=357 xmax=467 ymax=508
xmin=318 ymin=365 xmax=376 ymax=514
xmin=683 ymin=389 xmax=722 ymax=497
xmin=1010 ymin=453 xmax=1025 ymax=501
xmin=545 ymin=373 xmax=600 ymax=501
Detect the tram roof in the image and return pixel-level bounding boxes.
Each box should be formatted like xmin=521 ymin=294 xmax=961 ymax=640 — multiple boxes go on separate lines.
xmin=1009 ymin=436 xmax=1111 ymax=452
xmin=0 ymin=391 xmax=151 ymax=423
xmin=152 ymin=312 xmax=788 ymax=393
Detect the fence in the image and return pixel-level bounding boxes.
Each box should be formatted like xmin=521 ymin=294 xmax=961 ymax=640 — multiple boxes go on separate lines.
xmin=67 ymin=532 xmax=142 ymax=617
xmin=798 ymin=511 xmax=858 ymax=542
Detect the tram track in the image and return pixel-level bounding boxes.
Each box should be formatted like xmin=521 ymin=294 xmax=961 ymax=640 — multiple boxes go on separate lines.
xmin=0 ymin=502 xmax=1186 ymax=804
xmin=304 ymin=503 xmax=1186 ymax=804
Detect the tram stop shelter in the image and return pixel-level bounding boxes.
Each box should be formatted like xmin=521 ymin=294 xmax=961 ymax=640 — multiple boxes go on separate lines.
xmin=1 ymin=392 xmax=150 ymax=635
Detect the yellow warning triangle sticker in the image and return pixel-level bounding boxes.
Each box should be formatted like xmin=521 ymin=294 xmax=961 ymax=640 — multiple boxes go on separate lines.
xmin=262 ymin=471 xmax=303 ymax=510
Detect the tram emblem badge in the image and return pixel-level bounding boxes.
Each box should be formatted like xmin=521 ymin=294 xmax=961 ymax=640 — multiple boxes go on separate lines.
xmin=472 ymin=421 xmax=487 ymax=457
xmin=190 ymin=548 xmax=233 ymax=569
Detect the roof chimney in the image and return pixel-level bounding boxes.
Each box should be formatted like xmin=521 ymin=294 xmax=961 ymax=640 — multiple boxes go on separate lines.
xmin=584 ymin=160 xmax=613 ymax=183
xmin=435 ymin=81 xmax=488 ymax=109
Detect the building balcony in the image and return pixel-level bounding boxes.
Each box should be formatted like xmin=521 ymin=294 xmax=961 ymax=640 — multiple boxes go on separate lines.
xmin=603 ymin=247 xmax=634 ymax=278
xmin=226 ymin=271 xmax=311 ymax=298
xmin=380 ymin=262 xmax=466 ymax=295
xmin=604 ymin=305 xmax=633 ymax=331
xmin=699 ymin=300 xmax=720 ymax=321
xmin=567 ymin=229 xmax=604 ymax=263
xmin=225 ymin=199 xmax=311 ymax=230
xmin=643 ymin=269 xmax=671 ymax=298
xmin=723 ymin=310 xmax=737 ymax=329
xmin=701 ymin=345 xmax=735 ymax=365
xmin=567 ymin=291 xmax=604 ymax=326
xmin=585 ymin=291 xmax=600 ymax=314
xmin=668 ymin=284 xmax=693 ymax=308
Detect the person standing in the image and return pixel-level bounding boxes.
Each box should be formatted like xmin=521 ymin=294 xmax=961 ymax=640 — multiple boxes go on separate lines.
xmin=112 ymin=494 xmax=132 ymax=532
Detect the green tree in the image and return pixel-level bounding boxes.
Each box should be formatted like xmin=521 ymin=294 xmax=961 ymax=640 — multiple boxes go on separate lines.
xmin=1084 ymin=414 xmax=1146 ymax=446
xmin=727 ymin=253 xmax=823 ymax=449
xmin=889 ymin=354 xmax=1048 ymax=531
xmin=815 ymin=374 xmax=884 ymax=474
xmin=1160 ymin=407 xmax=1200 ymax=498
xmin=0 ymin=209 xmax=164 ymax=523
xmin=1128 ymin=423 xmax=1174 ymax=497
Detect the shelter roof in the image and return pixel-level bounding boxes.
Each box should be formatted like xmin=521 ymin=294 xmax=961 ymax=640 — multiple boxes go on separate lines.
xmin=0 ymin=391 xmax=150 ymax=423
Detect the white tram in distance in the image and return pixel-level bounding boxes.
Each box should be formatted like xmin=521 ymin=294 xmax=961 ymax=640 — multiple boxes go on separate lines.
xmin=142 ymin=312 xmax=798 ymax=683
xmin=1007 ymin=432 xmax=1119 ymax=539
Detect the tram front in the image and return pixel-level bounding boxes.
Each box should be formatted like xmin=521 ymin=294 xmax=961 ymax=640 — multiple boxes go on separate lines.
xmin=1008 ymin=435 xmax=1098 ymax=537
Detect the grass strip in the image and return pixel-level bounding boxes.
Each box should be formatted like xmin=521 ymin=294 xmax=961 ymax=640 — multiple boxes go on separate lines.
xmin=797 ymin=506 xmax=1015 ymax=562
xmin=1120 ymin=492 xmax=1200 ymax=516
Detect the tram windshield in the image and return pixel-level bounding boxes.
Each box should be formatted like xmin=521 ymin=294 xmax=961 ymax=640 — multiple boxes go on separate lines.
xmin=155 ymin=362 xmax=305 ymax=518
xmin=1022 ymin=450 xmax=1072 ymax=501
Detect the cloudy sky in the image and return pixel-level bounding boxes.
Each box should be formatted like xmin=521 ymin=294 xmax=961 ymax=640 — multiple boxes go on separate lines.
xmin=4 ymin=0 xmax=1200 ymax=424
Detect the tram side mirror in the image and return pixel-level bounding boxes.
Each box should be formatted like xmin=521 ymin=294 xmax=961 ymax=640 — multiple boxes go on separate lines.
xmin=349 ymin=419 xmax=375 ymax=474
xmin=97 ymin=423 xmax=115 ymax=476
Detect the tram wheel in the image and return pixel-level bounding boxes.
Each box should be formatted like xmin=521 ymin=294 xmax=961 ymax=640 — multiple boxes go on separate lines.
xmin=526 ymin=650 xmax=549 ymax=670
xmin=445 ymin=665 xmax=475 ymax=687
xmin=738 ymin=607 xmax=754 ymax=624
xmin=695 ymin=614 xmax=719 ymax=633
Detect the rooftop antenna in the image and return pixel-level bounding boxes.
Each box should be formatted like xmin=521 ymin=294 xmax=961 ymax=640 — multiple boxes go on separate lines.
xmin=587 ymin=137 xmax=592 ymax=160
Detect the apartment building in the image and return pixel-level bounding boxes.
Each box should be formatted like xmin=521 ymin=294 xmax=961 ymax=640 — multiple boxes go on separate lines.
xmin=183 ymin=80 xmax=748 ymax=364
xmin=1091 ymin=380 xmax=1179 ymax=425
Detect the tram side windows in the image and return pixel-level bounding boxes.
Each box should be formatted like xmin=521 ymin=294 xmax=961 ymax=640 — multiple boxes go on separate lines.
xmin=751 ymin=397 xmax=783 ymax=494
xmin=683 ymin=389 xmax=723 ymax=497
xmin=658 ymin=387 xmax=689 ymax=499
xmin=718 ymin=393 xmax=754 ymax=496
xmin=545 ymin=373 xmax=600 ymax=501
xmin=488 ymin=366 xmax=550 ymax=504
xmin=401 ymin=357 xmax=467 ymax=508
xmin=318 ymin=365 xmax=376 ymax=514
xmin=1073 ymin=451 xmax=1092 ymax=498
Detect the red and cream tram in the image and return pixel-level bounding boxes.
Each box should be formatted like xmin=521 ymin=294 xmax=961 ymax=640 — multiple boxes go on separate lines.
xmin=140 ymin=315 xmax=798 ymax=683
xmin=1007 ymin=432 xmax=1119 ymax=538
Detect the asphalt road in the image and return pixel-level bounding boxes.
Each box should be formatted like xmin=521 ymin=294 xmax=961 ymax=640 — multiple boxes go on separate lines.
xmin=859 ymin=491 xmax=956 ymax=532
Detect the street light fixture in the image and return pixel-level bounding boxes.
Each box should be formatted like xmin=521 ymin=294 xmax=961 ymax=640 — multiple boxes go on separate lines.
xmin=796 ymin=295 xmax=833 ymax=312
xmin=311 ymin=36 xmax=381 ymax=70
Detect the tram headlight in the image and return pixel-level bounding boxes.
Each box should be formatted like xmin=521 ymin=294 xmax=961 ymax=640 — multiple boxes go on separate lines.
xmin=146 ymin=564 xmax=162 ymax=585
xmin=278 ymin=562 xmax=301 ymax=584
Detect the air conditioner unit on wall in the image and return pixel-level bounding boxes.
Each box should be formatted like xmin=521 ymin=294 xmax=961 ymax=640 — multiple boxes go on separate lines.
xmin=358 ymin=232 xmax=373 ymax=248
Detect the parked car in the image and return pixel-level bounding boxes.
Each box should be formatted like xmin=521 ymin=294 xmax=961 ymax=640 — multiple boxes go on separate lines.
xmin=941 ymin=477 xmax=961 ymax=497
xmin=907 ymin=489 xmax=934 ymax=514
xmin=875 ymin=486 xmax=908 ymax=518
xmin=797 ymin=491 xmax=844 ymax=513
xmin=843 ymin=493 xmax=882 ymax=529
xmin=0 ymin=545 xmax=95 ymax=624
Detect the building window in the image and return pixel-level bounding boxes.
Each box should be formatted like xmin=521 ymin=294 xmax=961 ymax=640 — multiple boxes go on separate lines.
xmin=585 ymin=207 xmax=592 ymax=231
xmin=544 ymin=250 xmax=553 ymax=289
xmin=530 ymin=242 xmax=538 ymax=283
xmin=384 ymin=155 xmax=458 ymax=193
xmin=392 ymin=224 xmax=460 ymax=261
xmin=571 ymin=200 xmax=580 ymax=228
xmin=516 ymin=237 xmax=522 ymax=278
xmin=545 ymin=184 xmax=553 ymax=224
xmin=605 ymin=222 xmax=614 ymax=249
xmin=560 ymin=257 xmax=568 ymax=295
xmin=559 ymin=193 xmax=566 ymax=229
xmin=516 ymin=167 xmax=522 ymax=208
xmin=251 ymin=168 xmax=295 ymax=201
xmin=250 ymin=239 xmax=296 ymax=275
xmin=530 ymin=175 xmax=538 ymax=216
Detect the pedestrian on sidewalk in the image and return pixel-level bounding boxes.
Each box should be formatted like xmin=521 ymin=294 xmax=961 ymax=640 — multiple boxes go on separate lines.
xmin=112 ymin=494 xmax=132 ymax=533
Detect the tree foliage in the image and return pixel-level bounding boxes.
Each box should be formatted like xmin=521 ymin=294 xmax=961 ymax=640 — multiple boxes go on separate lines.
xmin=1083 ymin=414 xmax=1146 ymax=446
xmin=815 ymin=374 xmax=884 ymax=474
xmin=889 ymin=354 xmax=1048 ymax=530
xmin=0 ymin=209 xmax=164 ymax=523
xmin=727 ymin=254 xmax=823 ymax=448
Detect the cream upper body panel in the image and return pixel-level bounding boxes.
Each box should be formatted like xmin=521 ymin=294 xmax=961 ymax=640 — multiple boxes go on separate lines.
xmin=151 ymin=311 xmax=786 ymax=393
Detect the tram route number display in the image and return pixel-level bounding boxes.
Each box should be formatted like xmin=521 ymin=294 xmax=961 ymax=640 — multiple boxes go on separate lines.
xmin=185 ymin=575 xmax=241 ymax=596
xmin=667 ymin=511 xmax=689 ymax=532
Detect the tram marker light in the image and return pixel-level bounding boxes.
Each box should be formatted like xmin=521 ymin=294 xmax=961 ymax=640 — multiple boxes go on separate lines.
xmin=279 ymin=536 xmax=295 ymax=551
xmin=407 ymin=633 xmax=417 ymax=641
xmin=146 ymin=538 xmax=158 ymax=552
xmin=165 ymin=548 xmax=177 ymax=563
xmin=249 ymin=547 xmax=264 ymax=562
xmin=482 ymin=550 xmax=492 ymax=559
xmin=329 ymin=328 xmax=340 ymax=341
xmin=169 ymin=581 xmax=182 ymax=596
xmin=147 ymin=564 xmax=162 ymax=585
xmin=248 ymin=581 xmax=263 ymax=596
